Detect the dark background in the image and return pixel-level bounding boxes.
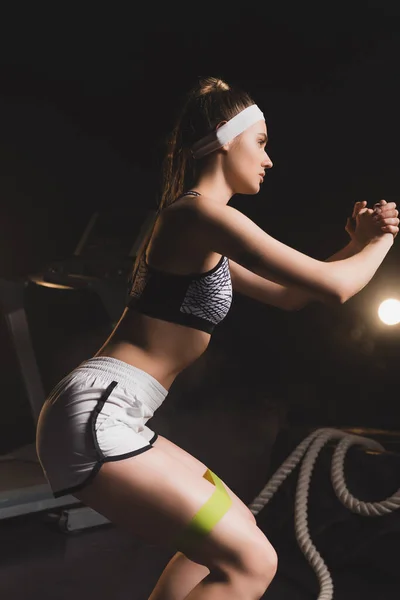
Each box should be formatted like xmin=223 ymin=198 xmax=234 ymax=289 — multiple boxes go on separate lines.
xmin=1 ymin=3 xmax=400 ymax=452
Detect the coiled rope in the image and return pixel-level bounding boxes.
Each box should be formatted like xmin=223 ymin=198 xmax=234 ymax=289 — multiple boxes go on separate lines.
xmin=248 ymin=427 xmax=400 ymax=599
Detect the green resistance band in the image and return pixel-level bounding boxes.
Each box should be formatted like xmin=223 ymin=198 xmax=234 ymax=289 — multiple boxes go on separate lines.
xmin=174 ymin=468 xmax=233 ymax=552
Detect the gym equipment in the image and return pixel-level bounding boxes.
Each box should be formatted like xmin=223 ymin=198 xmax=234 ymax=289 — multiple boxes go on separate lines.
xmin=0 ymin=277 xmax=83 ymax=524
xmin=0 ymin=210 xmax=156 ymax=531
xmin=42 ymin=209 xmax=157 ymax=323
xmin=173 ymin=468 xmax=232 ymax=552
xmin=249 ymin=427 xmax=400 ymax=600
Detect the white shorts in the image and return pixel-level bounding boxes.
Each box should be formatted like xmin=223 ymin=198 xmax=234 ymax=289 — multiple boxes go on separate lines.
xmin=36 ymin=356 xmax=168 ymax=498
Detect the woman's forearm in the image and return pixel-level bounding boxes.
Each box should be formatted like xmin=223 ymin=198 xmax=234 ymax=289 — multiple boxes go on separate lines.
xmin=285 ymin=240 xmax=359 ymax=310
xmin=327 ymin=234 xmax=393 ymax=303
xmin=324 ymin=240 xmax=360 ymax=262
xmin=285 ymin=237 xmax=391 ymax=310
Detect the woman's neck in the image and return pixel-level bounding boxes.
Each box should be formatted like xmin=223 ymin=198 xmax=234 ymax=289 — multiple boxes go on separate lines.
xmin=193 ymin=170 xmax=234 ymax=206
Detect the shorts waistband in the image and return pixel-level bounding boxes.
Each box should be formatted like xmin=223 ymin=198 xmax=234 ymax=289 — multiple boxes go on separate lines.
xmin=73 ymin=356 xmax=168 ymax=413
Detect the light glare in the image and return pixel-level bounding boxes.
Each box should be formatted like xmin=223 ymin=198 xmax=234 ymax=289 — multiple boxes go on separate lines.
xmin=378 ymin=298 xmax=400 ymax=326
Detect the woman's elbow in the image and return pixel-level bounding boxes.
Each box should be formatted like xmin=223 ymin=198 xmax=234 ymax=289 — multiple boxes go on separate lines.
xmin=326 ymin=288 xmax=348 ymax=307
xmin=286 ymin=298 xmax=309 ymax=311
xmin=309 ymin=286 xmax=344 ymax=309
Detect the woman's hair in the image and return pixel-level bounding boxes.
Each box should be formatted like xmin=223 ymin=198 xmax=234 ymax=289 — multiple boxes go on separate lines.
xmin=128 ymin=76 xmax=254 ymax=297
xmin=160 ymin=76 xmax=255 ymax=211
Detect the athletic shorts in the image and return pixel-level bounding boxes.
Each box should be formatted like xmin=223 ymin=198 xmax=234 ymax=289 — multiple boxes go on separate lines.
xmin=35 ymin=356 xmax=168 ymax=498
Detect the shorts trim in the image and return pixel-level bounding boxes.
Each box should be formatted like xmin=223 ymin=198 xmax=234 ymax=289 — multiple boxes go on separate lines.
xmin=52 ymin=382 xmax=159 ymax=499
xmin=52 ymin=444 xmax=155 ymax=498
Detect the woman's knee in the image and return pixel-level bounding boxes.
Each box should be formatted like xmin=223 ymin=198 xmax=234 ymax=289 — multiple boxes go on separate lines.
xmin=185 ymin=517 xmax=278 ymax=591
xmin=206 ymin=539 xmax=277 ymax=599
xmin=234 ymin=534 xmax=278 ymax=588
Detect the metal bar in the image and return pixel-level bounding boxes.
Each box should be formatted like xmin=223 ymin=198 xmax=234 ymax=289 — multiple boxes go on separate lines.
xmin=73 ymin=212 xmax=99 ymax=256
xmin=0 ymin=279 xmax=46 ymax=424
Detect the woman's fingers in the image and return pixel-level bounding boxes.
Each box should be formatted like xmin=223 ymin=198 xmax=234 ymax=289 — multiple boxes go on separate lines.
xmin=378 ymin=217 xmax=399 ymax=225
xmin=374 ymin=201 xmax=397 ymax=212
xmin=381 ymin=225 xmax=399 ymax=235
xmin=374 ymin=208 xmax=398 ymax=219
xmin=373 ymin=199 xmax=388 ymax=208
xmin=353 ymin=200 xmax=367 ymax=218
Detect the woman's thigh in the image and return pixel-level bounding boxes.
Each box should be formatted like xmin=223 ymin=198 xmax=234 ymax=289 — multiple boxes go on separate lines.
xmin=153 ymin=434 xmax=256 ymax=523
xmin=73 ymin=445 xmax=272 ymax=570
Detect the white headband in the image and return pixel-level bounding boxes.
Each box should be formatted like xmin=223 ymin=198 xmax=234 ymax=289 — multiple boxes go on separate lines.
xmin=191 ymin=104 xmax=265 ymax=159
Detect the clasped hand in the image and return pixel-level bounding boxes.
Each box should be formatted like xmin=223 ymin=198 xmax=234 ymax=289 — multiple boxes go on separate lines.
xmin=345 ymin=200 xmax=399 ymax=248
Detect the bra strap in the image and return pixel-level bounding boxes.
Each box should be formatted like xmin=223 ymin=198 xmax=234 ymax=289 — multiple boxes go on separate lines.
xmin=179 ymin=190 xmax=201 ymax=198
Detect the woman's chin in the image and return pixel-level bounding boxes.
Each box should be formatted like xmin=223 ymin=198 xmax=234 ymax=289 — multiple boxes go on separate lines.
xmin=250 ymin=184 xmax=261 ymax=195
xmin=237 ymin=183 xmax=260 ymax=195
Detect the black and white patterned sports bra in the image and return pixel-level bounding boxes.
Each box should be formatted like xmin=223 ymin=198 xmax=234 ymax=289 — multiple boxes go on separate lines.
xmin=127 ymin=191 xmax=233 ymax=334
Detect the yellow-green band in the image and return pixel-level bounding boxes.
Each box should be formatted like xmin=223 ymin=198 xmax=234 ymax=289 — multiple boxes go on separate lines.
xmin=174 ymin=468 xmax=232 ymax=552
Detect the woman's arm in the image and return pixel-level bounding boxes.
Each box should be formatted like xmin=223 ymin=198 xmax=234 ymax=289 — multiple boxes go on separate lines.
xmin=282 ymin=240 xmax=360 ymax=310
xmin=284 ymin=200 xmax=399 ymax=310
xmin=186 ymin=196 xmax=397 ymax=307
xmin=228 ymin=241 xmax=359 ymax=311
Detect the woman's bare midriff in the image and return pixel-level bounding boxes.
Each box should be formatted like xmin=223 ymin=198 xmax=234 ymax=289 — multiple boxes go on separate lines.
xmin=95 ymin=309 xmax=211 ymax=391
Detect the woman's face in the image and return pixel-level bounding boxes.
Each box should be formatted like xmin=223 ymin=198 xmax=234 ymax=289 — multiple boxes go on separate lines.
xmin=224 ymin=120 xmax=273 ymax=194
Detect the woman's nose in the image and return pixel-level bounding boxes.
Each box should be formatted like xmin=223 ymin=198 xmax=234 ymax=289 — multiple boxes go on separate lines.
xmin=263 ymin=153 xmax=273 ymax=169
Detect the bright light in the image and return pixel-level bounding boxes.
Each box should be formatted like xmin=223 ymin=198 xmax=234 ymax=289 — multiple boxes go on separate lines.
xmin=378 ymin=298 xmax=400 ymax=326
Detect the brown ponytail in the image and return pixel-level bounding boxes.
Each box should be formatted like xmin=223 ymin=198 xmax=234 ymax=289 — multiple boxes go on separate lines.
xmin=128 ymin=76 xmax=254 ymax=297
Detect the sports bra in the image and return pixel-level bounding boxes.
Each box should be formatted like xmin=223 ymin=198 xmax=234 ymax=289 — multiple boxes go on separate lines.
xmin=127 ymin=191 xmax=233 ymax=334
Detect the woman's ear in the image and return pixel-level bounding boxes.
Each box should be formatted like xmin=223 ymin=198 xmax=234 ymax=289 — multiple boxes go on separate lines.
xmin=215 ymin=121 xmax=231 ymax=153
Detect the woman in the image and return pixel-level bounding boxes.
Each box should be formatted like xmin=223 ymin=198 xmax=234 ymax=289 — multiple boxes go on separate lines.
xmin=36 ymin=76 xmax=398 ymax=600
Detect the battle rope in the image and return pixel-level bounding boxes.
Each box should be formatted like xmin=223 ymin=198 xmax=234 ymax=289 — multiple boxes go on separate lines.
xmin=248 ymin=427 xmax=400 ymax=599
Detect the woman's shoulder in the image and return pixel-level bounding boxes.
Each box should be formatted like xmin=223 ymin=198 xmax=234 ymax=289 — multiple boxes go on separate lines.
xmin=161 ymin=194 xmax=206 ymax=226
xmin=164 ymin=194 xmax=226 ymax=221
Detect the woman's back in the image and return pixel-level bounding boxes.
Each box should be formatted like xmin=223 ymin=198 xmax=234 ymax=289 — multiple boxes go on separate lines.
xmin=96 ymin=195 xmax=232 ymax=389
